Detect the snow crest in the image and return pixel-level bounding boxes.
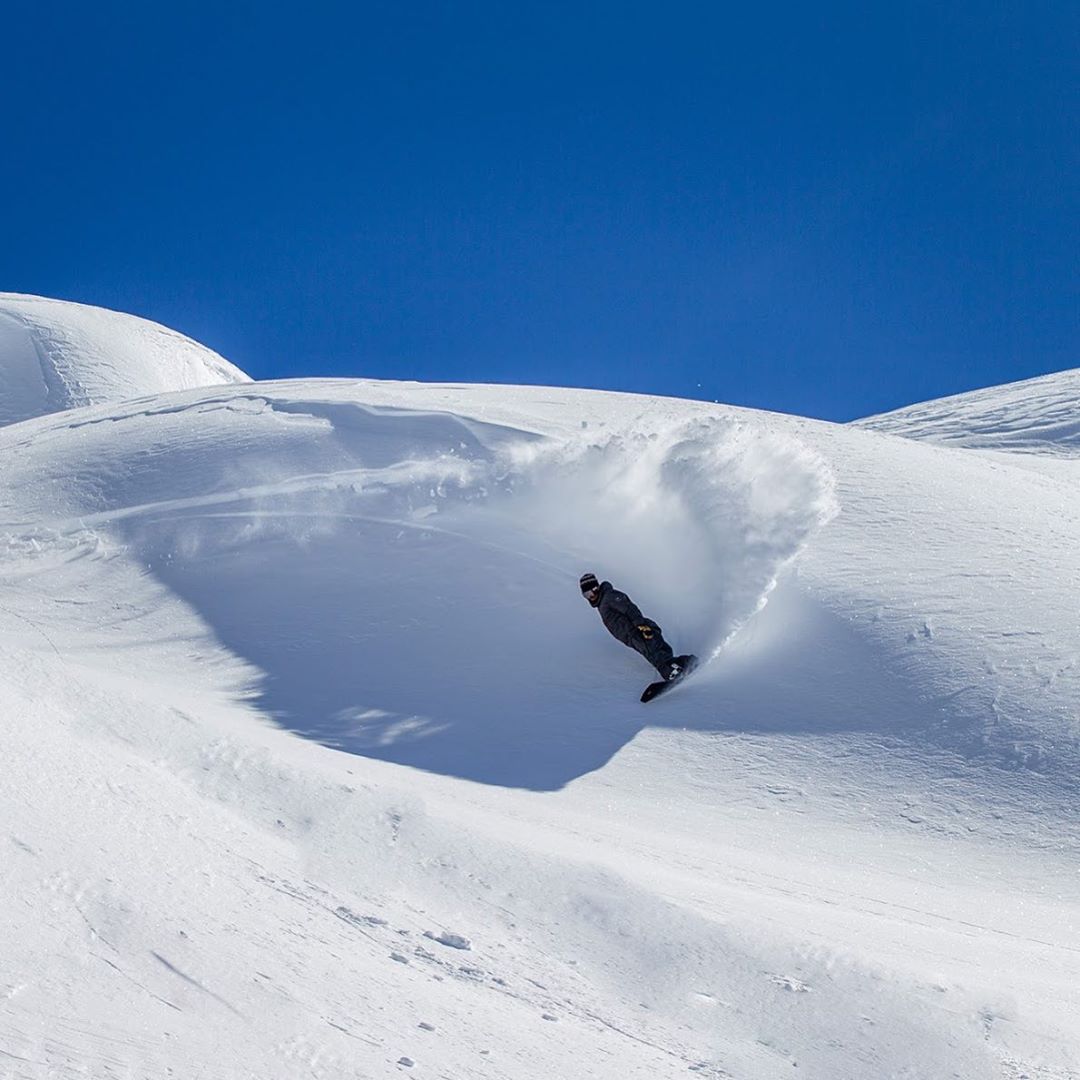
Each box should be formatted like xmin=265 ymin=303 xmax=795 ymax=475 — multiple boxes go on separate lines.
xmin=0 ymin=293 xmax=249 ymax=426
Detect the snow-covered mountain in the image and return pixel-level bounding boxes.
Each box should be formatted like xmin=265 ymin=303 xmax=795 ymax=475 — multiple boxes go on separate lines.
xmin=0 ymin=293 xmax=249 ymax=426
xmin=856 ymin=367 xmax=1080 ymax=457
xmin=1 ymin=305 xmax=1077 ymax=1079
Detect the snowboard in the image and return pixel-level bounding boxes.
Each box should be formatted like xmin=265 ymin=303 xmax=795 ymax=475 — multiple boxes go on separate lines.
xmin=640 ymin=654 xmax=699 ymax=703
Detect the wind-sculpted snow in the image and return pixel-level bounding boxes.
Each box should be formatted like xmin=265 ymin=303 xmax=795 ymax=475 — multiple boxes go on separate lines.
xmin=3 ymin=378 xmax=1078 ymax=787
xmin=2 ymin=376 xmax=1079 ymax=1078
xmin=0 ymin=386 xmax=833 ymax=788
xmin=0 ymin=292 xmax=249 ymax=426
xmin=855 ymin=366 xmax=1080 ymax=456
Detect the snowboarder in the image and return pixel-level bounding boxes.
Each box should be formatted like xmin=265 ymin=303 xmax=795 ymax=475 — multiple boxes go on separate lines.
xmin=579 ymin=572 xmax=693 ymax=685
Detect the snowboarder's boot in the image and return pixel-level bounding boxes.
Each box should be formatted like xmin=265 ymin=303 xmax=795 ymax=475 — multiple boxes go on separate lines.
xmin=641 ymin=655 xmax=699 ymax=703
xmin=666 ymin=654 xmax=697 ymax=681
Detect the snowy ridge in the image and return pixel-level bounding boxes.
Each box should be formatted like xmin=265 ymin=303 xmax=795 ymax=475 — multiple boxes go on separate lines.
xmin=0 ymin=293 xmax=249 ymax=427
xmin=855 ymin=366 xmax=1080 ymax=456
xmin=0 ymin=385 xmax=837 ymax=789
xmin=1 ymin=342 xmax=1079 ymax=1073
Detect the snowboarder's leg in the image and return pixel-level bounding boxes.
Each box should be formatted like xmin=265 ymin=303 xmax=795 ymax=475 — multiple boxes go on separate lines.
xmin=629 ymin=619 xmax=676 ymax=679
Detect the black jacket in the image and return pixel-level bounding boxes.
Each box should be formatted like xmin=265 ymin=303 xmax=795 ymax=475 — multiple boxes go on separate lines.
xmin=594 ymin=581 xmax=650 ymax=648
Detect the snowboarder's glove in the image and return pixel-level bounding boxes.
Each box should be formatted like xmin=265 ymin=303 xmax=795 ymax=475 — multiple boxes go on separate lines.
xmin=637 ymin=623 xmax=654 ymax=640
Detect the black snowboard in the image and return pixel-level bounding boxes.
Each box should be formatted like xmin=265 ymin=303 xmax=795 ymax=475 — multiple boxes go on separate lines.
xmin=640 ymin=655 xmax=699 ymax=703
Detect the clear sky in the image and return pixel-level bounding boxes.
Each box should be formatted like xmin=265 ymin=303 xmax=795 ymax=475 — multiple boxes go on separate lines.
xmin=2 ymin=2 xmax=1075 ymax=421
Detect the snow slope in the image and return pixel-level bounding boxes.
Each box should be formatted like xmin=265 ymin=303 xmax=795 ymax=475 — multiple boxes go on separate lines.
xmin=0 ymin=293 xmax=249 ymax=427
xmin=856 ymin=367 xmax=1080 ymax=456
xmin=1 ymin=325 xmax=1078 ymax=1077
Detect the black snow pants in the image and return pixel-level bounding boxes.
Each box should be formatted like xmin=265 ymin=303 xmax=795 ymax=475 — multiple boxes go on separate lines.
xmin=626 ymin=617 xmax=676 ymax=678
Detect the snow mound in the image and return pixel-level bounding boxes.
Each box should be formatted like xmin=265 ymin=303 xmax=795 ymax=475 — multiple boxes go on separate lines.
xmin=0 ymin=293 xmax=249 ymax=427
xmin=855 ymin=366 xmax=1080 ymax=456
xmin=2 ymin=375 xmax=1079 ymax=1077
xmin=4 ymin=375 xmax=1079 ymax=790
xmin=0 ymin=383 xmax=835 ymax=789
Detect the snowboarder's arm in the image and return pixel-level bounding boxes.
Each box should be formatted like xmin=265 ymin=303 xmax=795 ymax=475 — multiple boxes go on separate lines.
xmin=602 ymin=590 xmax=647 ymax=644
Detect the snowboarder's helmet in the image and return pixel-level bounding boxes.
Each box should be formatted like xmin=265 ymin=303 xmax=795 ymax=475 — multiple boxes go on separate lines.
xmin=579 ymin=572 xmax=599 ymax=595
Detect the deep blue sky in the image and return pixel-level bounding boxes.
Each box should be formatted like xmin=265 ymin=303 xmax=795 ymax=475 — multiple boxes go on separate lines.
xmin=2 ymin=2 xmax=1076 ymax=420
